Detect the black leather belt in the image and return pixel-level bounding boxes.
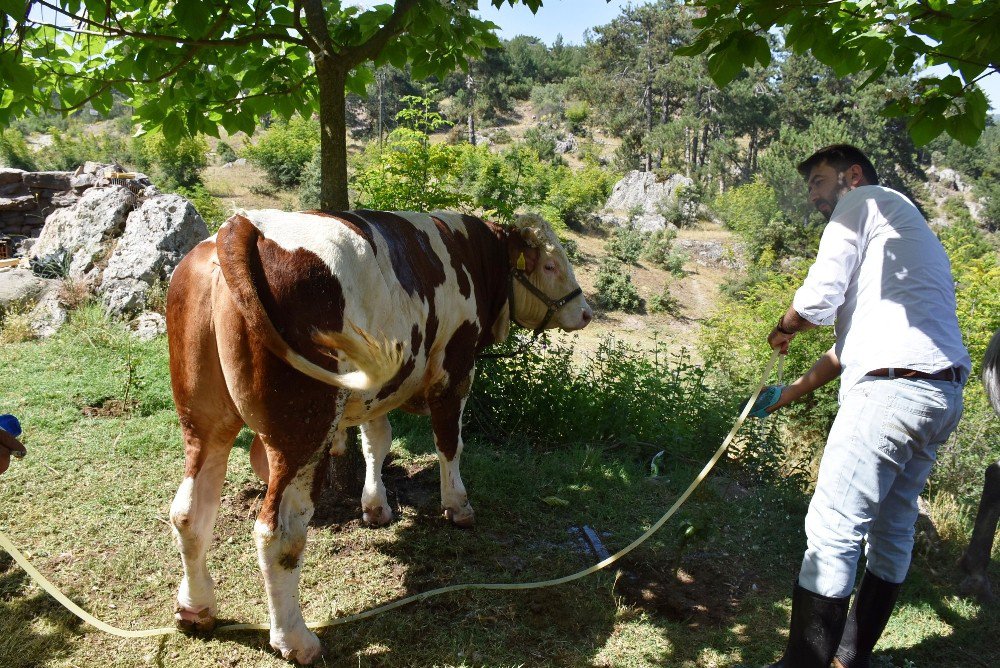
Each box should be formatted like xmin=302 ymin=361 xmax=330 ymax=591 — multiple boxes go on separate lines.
xmin=866 ymin=367 xmax=962 ymax=382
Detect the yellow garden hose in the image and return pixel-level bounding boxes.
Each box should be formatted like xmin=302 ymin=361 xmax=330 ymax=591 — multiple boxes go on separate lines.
xmin=0 ymin=350 xmax=782 ymax=637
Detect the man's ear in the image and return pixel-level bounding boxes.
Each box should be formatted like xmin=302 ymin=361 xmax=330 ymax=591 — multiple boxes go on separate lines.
xmin=848 ymin=163 xmax=865 ymax=187
xmin=507 ymin=229 xmax=540 ymax=273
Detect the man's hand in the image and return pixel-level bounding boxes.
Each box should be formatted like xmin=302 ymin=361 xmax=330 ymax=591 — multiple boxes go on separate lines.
xmin=0 ymin=430 xmax=26 ymax=475
xmin=768 ymin=327 xmax=795 ymax=355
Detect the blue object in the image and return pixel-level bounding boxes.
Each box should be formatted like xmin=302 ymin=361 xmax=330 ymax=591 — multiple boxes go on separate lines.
xmin=749 ymin=386 xmax=784 ymax=418
xmin=0 ymin=414 xmax=22 ymax=437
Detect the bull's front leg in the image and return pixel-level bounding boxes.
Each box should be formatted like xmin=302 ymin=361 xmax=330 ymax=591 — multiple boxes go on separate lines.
xmin=360 ymin=415 xmax=394 ymax=526
xmin=254 ymin=442 xmax=329 ymax=664
xmin=429 ymin=388 xmax=475 ymax=527
xmin=959 ymin=460 xmax=1000 ymax=604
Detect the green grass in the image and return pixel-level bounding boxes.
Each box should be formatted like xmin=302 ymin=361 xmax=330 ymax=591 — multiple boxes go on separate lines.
xmin=1 ymin=304 xmax=998 ymax=667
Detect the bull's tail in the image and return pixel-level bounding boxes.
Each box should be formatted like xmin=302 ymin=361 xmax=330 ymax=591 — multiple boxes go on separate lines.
xmin=984 ymin=327 xmax=1000 ymax=416
xmin=216 ymin=214 xmax=403 ymax=393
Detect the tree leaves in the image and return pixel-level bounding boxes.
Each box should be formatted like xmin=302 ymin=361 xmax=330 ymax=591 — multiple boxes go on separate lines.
xmin=681 ymin=0 xmax=998 ymax=146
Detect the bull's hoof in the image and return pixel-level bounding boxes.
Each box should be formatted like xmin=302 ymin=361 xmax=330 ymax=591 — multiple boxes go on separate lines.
xmin=959 ymin=573 xmax=997 ymax=605
xmin=444 ymin=506 xmax=475 ymax=528
xmin=270 ymin=629 xmax=323 ymax=665
xmin=174 ymin=605 xmax=217 ymax=634
xmin=362 ymin=504 xmax=394 ymax=527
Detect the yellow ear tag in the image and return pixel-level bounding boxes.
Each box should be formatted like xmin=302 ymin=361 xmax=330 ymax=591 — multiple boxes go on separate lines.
xmin=516 ymin=253 xmax=526 ymax=271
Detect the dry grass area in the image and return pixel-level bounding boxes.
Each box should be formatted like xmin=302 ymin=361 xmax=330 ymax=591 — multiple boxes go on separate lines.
xmin=553 ymin=222 xmax=738 ymax=362
xmin=201 ymin=163 xmax=300 ymax=213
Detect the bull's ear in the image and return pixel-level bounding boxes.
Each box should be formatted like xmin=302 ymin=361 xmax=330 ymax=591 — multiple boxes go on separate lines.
xmin=507 ymin=229 xmax=540 ymax=273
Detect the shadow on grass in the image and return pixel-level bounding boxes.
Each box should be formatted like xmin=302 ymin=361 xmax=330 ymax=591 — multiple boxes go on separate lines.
xmin=0 ymin=552 xmax=80 ymax=668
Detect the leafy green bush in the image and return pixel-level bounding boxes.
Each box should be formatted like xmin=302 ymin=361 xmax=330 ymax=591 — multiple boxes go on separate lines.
xmin=700 ymin=261 xmax=839 ymax=441
xmin=565 ymin=100 xmax=589 ymax=133
xmin=523 ymin=125 xmax=559 ymax=162
xmin=175 ymin=184 xmax=227 ymax=233
xmin=543 ymin=164 xmax=616 ymax=229
xmin=595 ymin=258 xmax=642 ymax=312
xmin=0 ymin=128 xmax=38 ymax=170
xmin=132 ymin=131 xmax=208 ymax=189
xmin=215 ymin=141 xmax=238 ymax=164
xmin=713 ymin=179 xmax=821 ymax=264
xmin=658 ymin=182 xmax=702 ymax=228
xmin=489 ymin=128 xmax=513 ymax=145
xmin=647 ymin=284 xmax=680 ymax=315
xmin=243 ymin=115 xmax=319 ymax=188
xmin=469 ymin=335 xmax=797 ymax=488
xmin=529 ymin=83 xmax=566 ymax=119
xmin=643 ymin=227 xmax=687 ymax=276
xmin=606 ymin=224 xmax=646 ymax=264
xmin=31 ymin=130 xmax=135 ymax=172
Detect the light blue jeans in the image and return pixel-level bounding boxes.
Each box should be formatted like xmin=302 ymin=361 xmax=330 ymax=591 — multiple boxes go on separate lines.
xmin=798 ymin=376 xmax=964 ymax=598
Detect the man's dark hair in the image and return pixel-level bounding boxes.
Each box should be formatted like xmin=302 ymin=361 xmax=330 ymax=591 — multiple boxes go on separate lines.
xmin=797 ymin=144 xmax=879 ymax=185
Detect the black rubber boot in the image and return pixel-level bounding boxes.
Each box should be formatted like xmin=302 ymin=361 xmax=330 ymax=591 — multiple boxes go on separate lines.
xmin=833 ymin=570 xmax=902 ymax=668
xmin=767 ymin=581 xmax=850 ymax=667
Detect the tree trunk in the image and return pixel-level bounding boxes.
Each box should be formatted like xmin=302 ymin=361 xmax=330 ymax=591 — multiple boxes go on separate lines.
xmin=467 ymin=70 xmax=476 ymax=146
xmin=316 ymin=58 xmax=350 ymax=211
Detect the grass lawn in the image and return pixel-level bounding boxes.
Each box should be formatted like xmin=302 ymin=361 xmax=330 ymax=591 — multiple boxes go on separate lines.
xmin=1 ymin=305 xmax=997 ymax=667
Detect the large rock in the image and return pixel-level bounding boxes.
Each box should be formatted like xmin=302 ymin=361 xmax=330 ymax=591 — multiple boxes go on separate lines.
xmin=28 ymin=186 xmax=136 ymax=280
xmin=603 ymin=171 xmax=693 ymax=219
xmin=0 ymin=268 xmax=55 ymax=310
xmin=99 ymin=194 xmax=208 ymax=316
xmin=28 ymin=289 xmax=68 ymax=338
xmin=0 ymin=168 xmax=26 ymax=186
xmin=23 ymin=171 xmax=73 ymax=191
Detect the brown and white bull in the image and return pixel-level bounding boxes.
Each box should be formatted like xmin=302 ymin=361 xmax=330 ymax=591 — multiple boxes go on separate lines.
xmin=165 ymin=209 xmax=592 ymax=663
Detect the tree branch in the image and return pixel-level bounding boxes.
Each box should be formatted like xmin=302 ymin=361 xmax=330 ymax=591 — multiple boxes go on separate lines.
xmin=343 ymin=0 xmax=421 ymax=69
xmin=33 ymin=0 xmax=306 ymax=47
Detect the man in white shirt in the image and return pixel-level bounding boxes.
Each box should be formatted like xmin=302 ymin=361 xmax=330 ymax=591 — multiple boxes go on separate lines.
xmin=761 ymin=145 xmax=970 ymax=668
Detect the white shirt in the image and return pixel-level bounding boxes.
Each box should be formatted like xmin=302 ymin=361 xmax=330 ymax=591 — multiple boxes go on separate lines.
xmin=792 ymin=185 xmax=971 ymax=401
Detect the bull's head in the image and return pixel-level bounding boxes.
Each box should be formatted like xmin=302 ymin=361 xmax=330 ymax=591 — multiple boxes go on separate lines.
xmin=507 ymin=213 xmax=593 ymax=333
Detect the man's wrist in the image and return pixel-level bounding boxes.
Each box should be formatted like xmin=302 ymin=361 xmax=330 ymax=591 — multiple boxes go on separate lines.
xmin=775 ymin=316 xmax=795 ymax=335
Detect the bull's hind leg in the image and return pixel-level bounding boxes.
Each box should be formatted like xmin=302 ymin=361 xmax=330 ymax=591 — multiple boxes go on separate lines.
xmin=959 ymin=460 xmax=1000 ymax=604
xmin=254 ymin=434 xmax=332 ymax=664
xmin=361 ymin=415 xmax=394 ymax=526
xmin=170 ymin=418 xmax=241 ymax=631
xmin=167 ymin=240 xmax=243 ymax=631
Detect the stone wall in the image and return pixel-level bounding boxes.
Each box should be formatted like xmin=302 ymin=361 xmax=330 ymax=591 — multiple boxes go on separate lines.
xmin=0 ymin=168 xmax=76 ymax=239
xmin=0 ymin=162 xmax=140 ymax=242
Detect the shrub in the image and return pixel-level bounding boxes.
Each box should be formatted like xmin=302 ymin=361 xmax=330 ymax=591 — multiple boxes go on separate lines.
xmin=595 ymin=258 xmax=642 ymax=312
xmin=488 ymin=128 xmax=512 ymax=145
xmin=34 ymin=130 xmax=134 ymax=172
xmin=297 ymin=149 xmax=323 ymax=210
xmin=564 ymin=100 xmax=589 ymax=133
xmin=529 ymin=83 xmax=566 ymax=119
xmin=523 ymin=125 xmax=559 ymax=162
xmin=216 ymin=141 xmax=238 ymax=164
xmin=0 ymin=307 xmax=35 ymax=344
xmin=243 ymin=115 xmax=319 ymax=188
xmin=647 ymin=284 xmax=680 ymax=316
xmin=175 ymin=184 xmax=227 ymax=233
xmin=132 ymin=131 xmax=208 ymax=188
xmin=643 ymin=227 xmax=687 ymax=276
xmin=713 ymin=179 xmax=820 ymax=264
xmin=543 ymin=164 xmax=616 ymax=229
xmin=0 ymin=128 xmax=38 ymax=170
xmin=606 ymin=224 xmax=646 ymax=264
xmin=468 ymin=335 xmax=797 ymax=488
xmin=658 ymin=182 xmax=702 ymax=228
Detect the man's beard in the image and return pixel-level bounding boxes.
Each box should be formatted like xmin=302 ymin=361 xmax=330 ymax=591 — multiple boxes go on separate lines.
xmin=814 ymin=174 xmax=852 ymax=220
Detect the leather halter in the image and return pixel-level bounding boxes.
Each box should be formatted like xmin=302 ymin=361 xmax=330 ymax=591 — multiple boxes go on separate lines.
xmin=509 ymin=268 xmax=583 ymax=336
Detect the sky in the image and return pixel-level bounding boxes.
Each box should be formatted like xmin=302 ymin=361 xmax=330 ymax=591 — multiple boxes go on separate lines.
xmin=475 ymin=0 xmax=1000 ymax=113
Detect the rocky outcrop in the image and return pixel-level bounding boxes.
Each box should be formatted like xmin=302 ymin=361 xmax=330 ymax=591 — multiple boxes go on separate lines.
xmin=99 ymin=194 xmax=208 ymax=316
xmin=0 ymin=268 xmax=55 ymax=311
xmin=600 ymin=171 xmax=694 ymax=231
xmin=26 ymin=186 xmax=136 ymax=282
